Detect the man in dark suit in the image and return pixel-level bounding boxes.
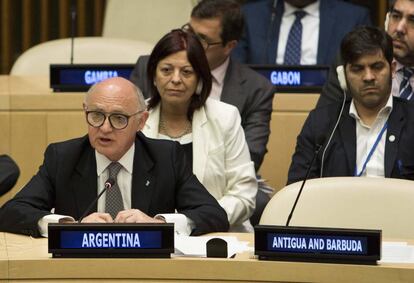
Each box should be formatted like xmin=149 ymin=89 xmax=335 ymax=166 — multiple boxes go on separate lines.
xmin=0 ymin=77 xmax=229 ymax=237
xmin=232 ymin=0 xmax=371 ymax=65
xmin=0 ymin=155 xmax=20 ymax=196
xmin=287 ymin=26 xmax=414 ymax=184
xmin=318 ymin=0 xmax=414 ymax=107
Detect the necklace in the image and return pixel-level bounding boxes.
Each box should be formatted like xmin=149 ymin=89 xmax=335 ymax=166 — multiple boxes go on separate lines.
xmin=159 ymin=114 xmax=192 ymax=139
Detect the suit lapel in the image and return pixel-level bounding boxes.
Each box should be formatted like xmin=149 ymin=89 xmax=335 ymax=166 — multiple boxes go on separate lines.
xmin=73 ymin=146 xmax=97 ymax=219
xmin=385 ymin=101 xmax=405 ymax=177
xmin=131 ymin=134 xmax=155 ymax=213
xmin=317 ymin=0 xmax=334 ymax=64
xmin=221 ymin=59 xmax=246 ymax=114
xmin=268 ymin=0 xmax=284 ymax=64
xmin=192 ymin=106 xmax=209 ymax=183
xmin=338 ymin=109 xmax=356 ymax=175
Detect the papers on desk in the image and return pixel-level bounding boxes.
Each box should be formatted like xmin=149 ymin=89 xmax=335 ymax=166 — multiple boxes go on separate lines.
xmin=380 ymin=241 xmax=414 ymax=263
xmin=174 ymin=235 xmax=253 ymax=258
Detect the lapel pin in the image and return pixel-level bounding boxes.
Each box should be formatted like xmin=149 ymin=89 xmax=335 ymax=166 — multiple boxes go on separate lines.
xmin=388 ymin=135 xmax=395 ymax=142
xmin=145 ymin=180 xmax=150 ymax=186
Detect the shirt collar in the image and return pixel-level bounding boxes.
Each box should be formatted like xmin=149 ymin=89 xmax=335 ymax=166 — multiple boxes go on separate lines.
xmin=349 ymin=93 xmax=393 ymax=125
xmin=211 ymin=57 xmax=230 ymax=86
xmin=96 ymin=143 xmax=135 ymax=176
xmin=284 ymin=0 xmax=320 ymax=18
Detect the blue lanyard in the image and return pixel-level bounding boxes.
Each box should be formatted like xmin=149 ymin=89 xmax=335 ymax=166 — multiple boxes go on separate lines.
xmin=354 ymin=121 xmax=388 ymax=177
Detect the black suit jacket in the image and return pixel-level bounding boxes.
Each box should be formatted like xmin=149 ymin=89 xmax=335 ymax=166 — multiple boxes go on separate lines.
xmin=0 ymin=132 xmax=229 ymax=237
xmin=0 ymin=155 xmax=20 ymax=196
xmin=129 ymin=55 xmax=275 ymax=171
xmin=287 ymin=98 xmax=414 ymax=184
xmin=232 ymin=0 xmax=371 ymax=65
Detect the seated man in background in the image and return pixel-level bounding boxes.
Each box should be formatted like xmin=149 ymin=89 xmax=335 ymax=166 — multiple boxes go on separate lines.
xmin=232 ymin=0 xmax=371 ymax=65
xmin=0 ymin=77 xmax=229 ymax=237
xmin=287 ymin=26 xmax=414 ymax=184
xmin=318 ymin=0 xmax=414 ymax=107
xmin=130 ymin=0 xmax=275 ymax=225
xmin=0 ymin=155 xmax=20 ymax=196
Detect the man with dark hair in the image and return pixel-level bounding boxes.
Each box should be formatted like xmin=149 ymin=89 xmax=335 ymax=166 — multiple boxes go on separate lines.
xmin=130 ymin=0 xmax=275 ymax=225
xmin=0 ymin=155 xmax=20 ymax=196
xmin=288 ymin=26 xmax=414 ymax=184
xmin=318 ymin=0 xmax=414 ymax=106
xmin=0 ymin=77 xmax=229 ymax=237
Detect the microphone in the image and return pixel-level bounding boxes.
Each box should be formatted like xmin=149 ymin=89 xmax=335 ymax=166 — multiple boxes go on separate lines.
xmin=286 ymin=136 xmax=325 ymax=226
xmin=70 ymin=0 xmax=77 ymax=64
xmin=78 ymin=178 xmax=115 ymax=223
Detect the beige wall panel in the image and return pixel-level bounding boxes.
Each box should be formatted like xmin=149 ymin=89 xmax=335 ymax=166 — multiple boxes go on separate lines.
xmin=47 ymin=112 xmax=87 ymax=144
xmin=0 ymin=113 xmax=10 ymax=154
xmin=2 ymin=113 xmax=47 ymax=205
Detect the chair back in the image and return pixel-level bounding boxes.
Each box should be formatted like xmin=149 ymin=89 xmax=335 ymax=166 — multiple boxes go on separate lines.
xmin=10 ymin=37 xmax=153 ymax=76
xmin=260 ymin=177 xmax=414 ymax=239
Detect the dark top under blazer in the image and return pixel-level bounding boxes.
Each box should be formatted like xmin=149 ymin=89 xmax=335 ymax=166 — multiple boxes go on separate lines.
xmin=129 ymin=55 xmax=275 ymax=171
xmin=287 ymin=97 xmax=414 ymax=185
xmin=0 ymin=132 xmax=229 ymax=237
xmin=232 ymin=0 xmax=371 ymax=65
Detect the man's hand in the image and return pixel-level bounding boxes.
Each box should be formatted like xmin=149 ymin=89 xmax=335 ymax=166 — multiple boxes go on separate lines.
xmin=114 ymin=209 xmax=165 ymax=223
xmin=81 ymin=212 xmax=114 ymax=223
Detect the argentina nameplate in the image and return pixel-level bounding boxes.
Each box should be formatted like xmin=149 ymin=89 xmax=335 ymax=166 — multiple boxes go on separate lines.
xmin=48 ymin=223 xmax=174 ymax=258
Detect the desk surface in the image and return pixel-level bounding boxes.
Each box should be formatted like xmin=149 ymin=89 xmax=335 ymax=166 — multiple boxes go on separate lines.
xmin=1 ymin=232 xmax=414 ymax=282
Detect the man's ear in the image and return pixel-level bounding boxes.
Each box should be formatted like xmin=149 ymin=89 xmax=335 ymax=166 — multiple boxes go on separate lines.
xmin=391 ymin=60 xmax=397 ymax=78
xmin=138 ymin=111 xmax=149 ymax=131
xmin=223 ymin=40 xmax=238 ymax=56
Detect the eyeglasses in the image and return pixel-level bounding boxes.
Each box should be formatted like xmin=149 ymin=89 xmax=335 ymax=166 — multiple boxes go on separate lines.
xmin=85 ymin=110 xmax=144 ymax=130
xmin=181 ymin=23 xmax=223 ymax=50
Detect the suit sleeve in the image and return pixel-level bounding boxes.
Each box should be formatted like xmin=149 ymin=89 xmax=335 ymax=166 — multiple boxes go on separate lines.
xmin=129 ymin=56 xmax=151 ymax=99
xmin=0 ymin=146 xmax=57 ymax=237
xmin=218 ymin=107 xmax=258 ymax=226
xmin=287 ymin=110 xmax=322 ymax=185
xmin=243 ymin=78 xmax=275 ymax=171
xmin=0 ymin=155 xmax=20 ymax=196
xmin=172 ymin=144 xmax=229 ymax=235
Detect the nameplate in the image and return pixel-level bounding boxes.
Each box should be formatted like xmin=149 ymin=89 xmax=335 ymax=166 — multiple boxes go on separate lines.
xmin=50 ymin=64 xmax=135 ymax=92
xmin=48 ymin=223 xmax=174 ymax=258
xmin=248 ymin=64 xmax=329 ymax=93
xmin=255 ymin=225 xmax=381 ymax=264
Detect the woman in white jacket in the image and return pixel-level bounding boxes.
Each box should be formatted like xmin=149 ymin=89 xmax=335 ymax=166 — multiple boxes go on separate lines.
xmin=142 ymin=29 xmax=257 ymax=232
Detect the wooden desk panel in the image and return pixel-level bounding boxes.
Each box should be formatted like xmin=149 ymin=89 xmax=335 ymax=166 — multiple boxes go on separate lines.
xmin=2 ymin=233 xmax=414 ymax=282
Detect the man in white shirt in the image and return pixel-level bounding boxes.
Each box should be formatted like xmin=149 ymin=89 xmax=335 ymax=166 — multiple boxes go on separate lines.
xmin=232 ymin=0 xmax=371 ymax=65
xmin=0 ymin=77 xmax=229 ymax=237
xmin=318 ymin=0 xmax=414 ymax=106
xmin=288 ymin=26 xmax=414 ymax=184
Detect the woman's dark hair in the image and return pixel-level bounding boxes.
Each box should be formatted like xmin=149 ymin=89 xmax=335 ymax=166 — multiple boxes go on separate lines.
xmin=340 ymin=26 xmax=393 ymax=67
xmin=147 ymin=29 xmax=212 ymax=119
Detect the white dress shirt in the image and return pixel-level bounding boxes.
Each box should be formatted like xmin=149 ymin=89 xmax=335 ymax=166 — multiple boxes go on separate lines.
xmin=391 ymin=60 xmax=414 ymax=100
xmin=209 ymin=57 xmax=230 ymax=100
xmin=349 ymin=94 xmax=393 ymax=177
xmin=38 ymin=143 xmax=192 ymax=237
xmin=276 ymin=0 xmax=320 ymax=65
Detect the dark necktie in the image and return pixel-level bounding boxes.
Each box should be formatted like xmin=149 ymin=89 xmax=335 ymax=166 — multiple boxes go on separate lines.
xmin=284 ymin=10 xmax=307 ymax=65
xmin=105 ymin=162 xmax=124 ymax=219
xmin=399 ymin=67 xmax=414 ymax=100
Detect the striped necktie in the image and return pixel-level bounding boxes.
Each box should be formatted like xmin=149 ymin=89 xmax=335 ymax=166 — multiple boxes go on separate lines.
xmin=399 ymin=67 xmax=414 ymax=100
xmin=105 ymin=162 xmax=124 ymax=219
xmin=284 ymin=10 xmax=307 ymax=65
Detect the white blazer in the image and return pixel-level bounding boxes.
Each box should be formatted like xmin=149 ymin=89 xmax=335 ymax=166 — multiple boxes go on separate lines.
xmin=143 ymin=98 xmax=258 ymax=232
